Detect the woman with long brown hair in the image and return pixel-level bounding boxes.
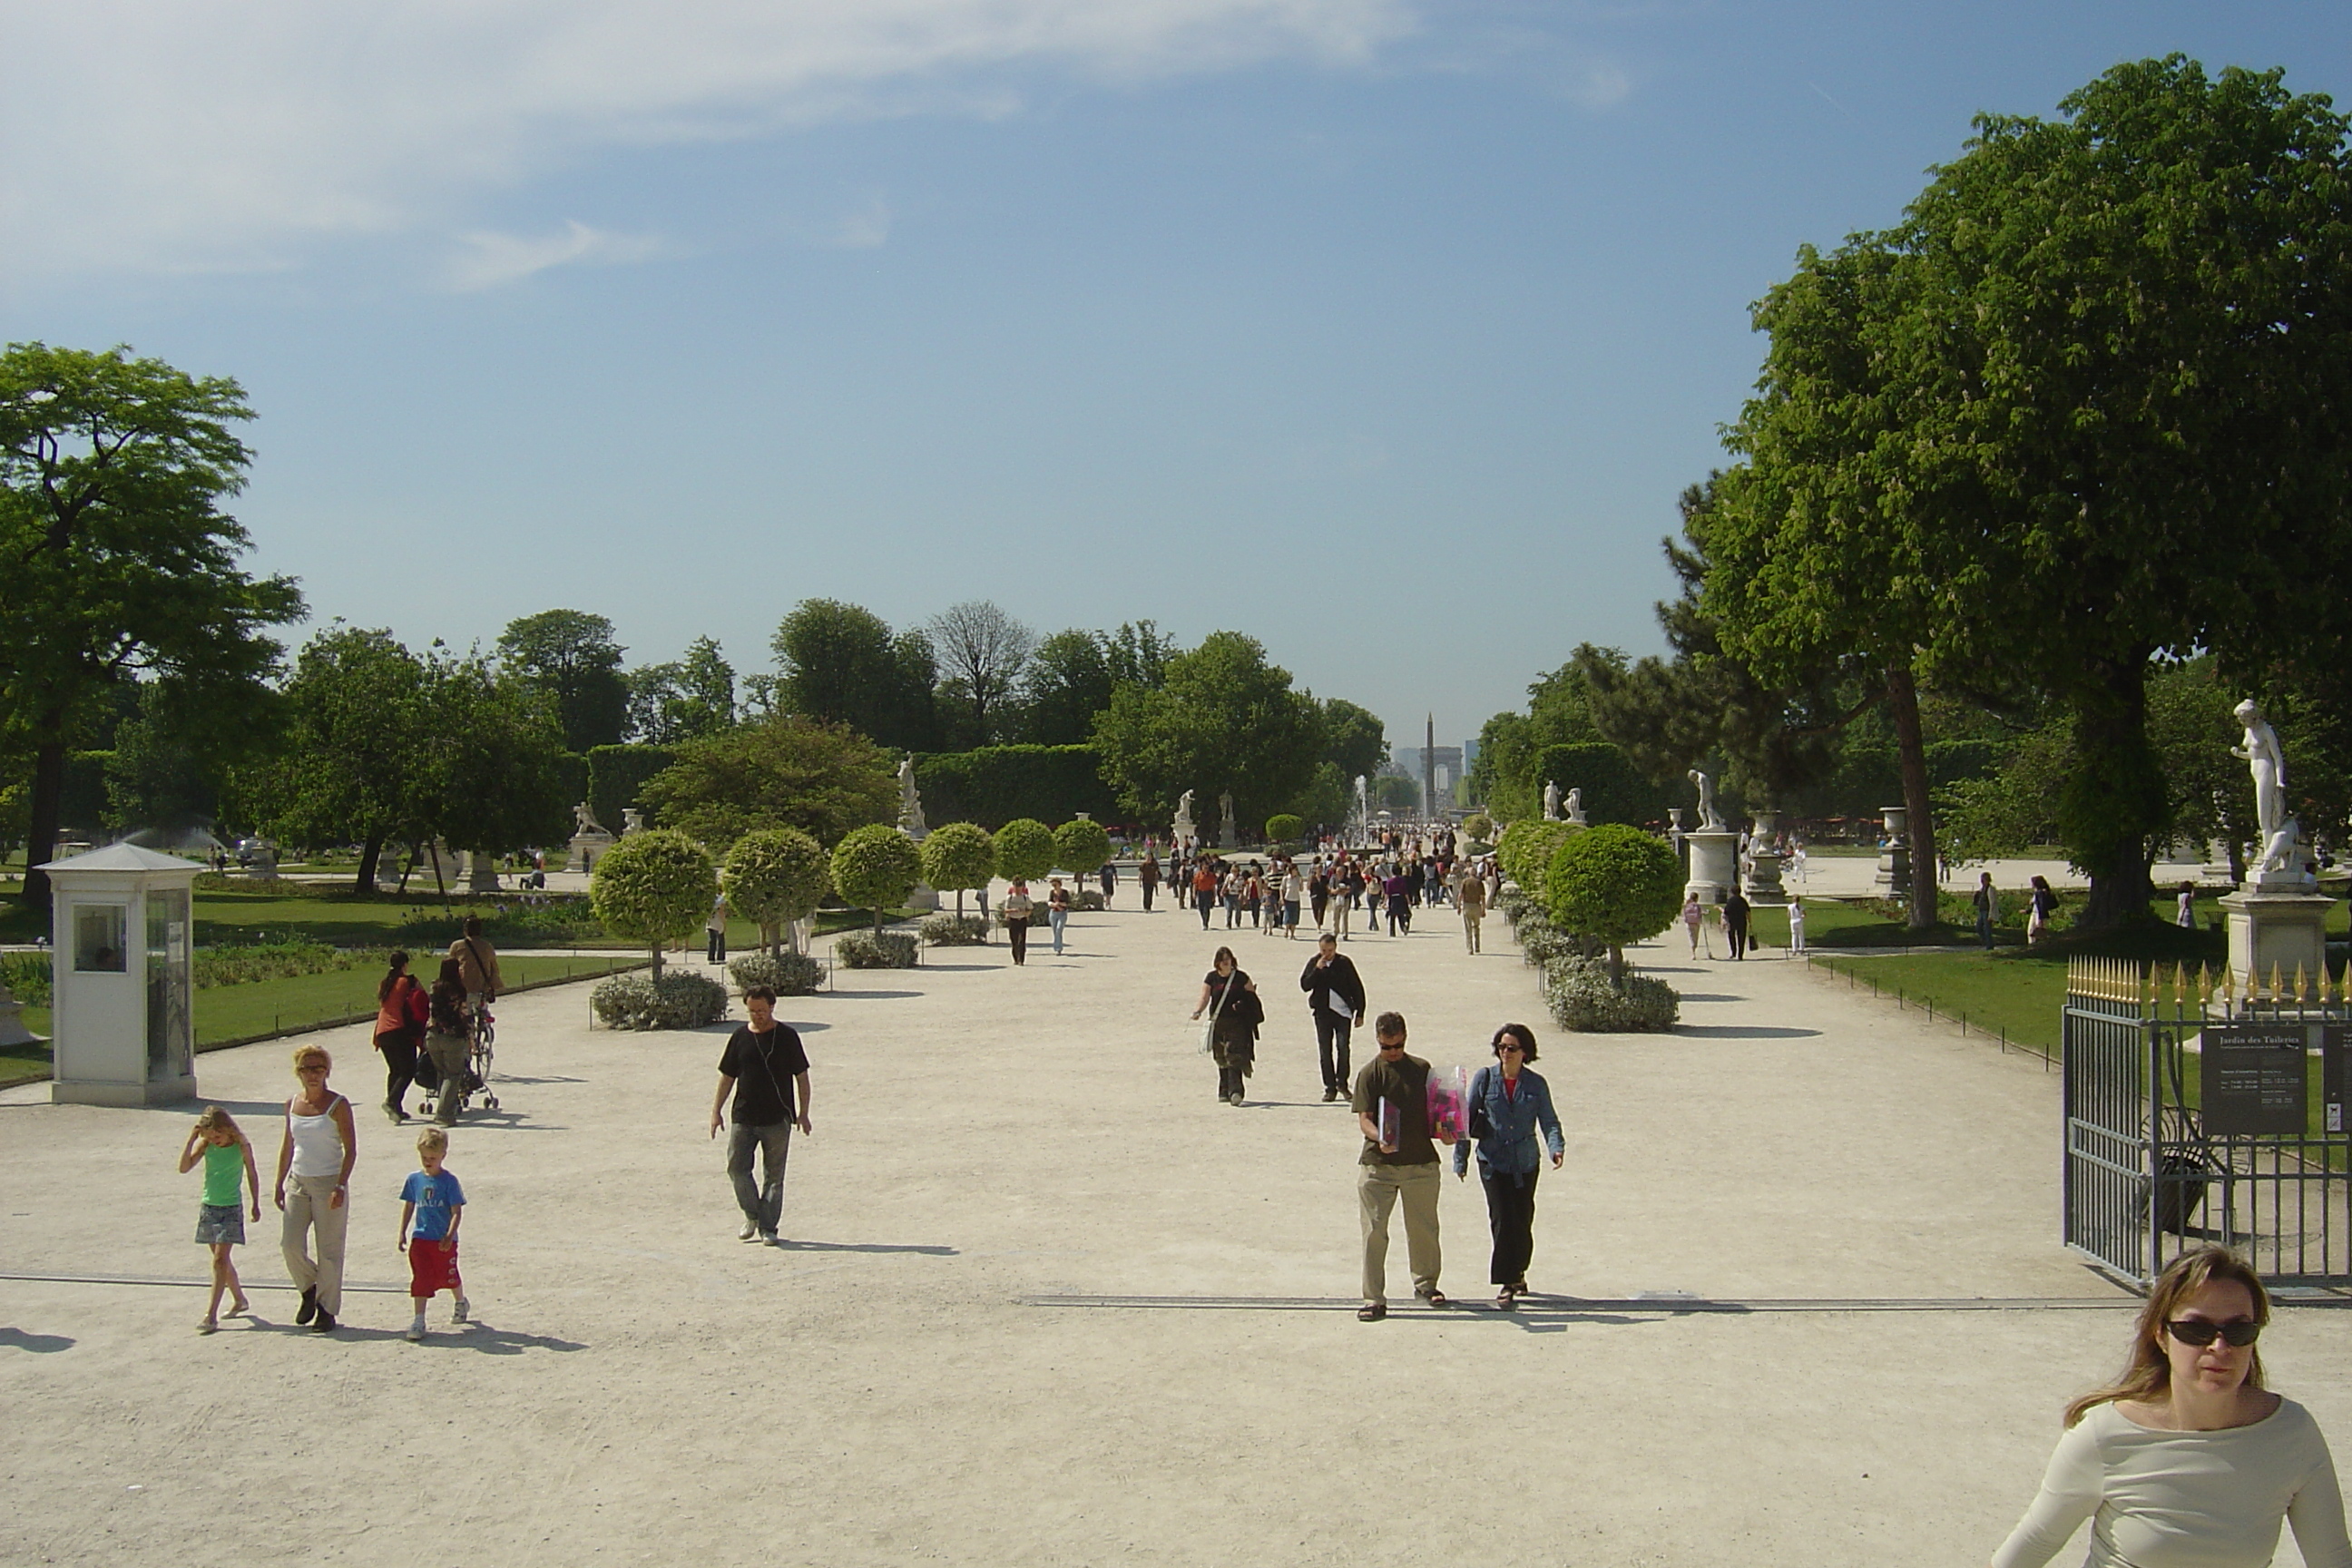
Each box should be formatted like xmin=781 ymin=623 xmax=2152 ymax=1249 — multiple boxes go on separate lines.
xmin=1990 ymin=1245 xmax=2349 ymax=1566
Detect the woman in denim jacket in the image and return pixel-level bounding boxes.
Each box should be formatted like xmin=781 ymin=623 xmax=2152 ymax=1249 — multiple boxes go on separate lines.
xmin=1452 ymin=1023 xmax=1564 ymax=1308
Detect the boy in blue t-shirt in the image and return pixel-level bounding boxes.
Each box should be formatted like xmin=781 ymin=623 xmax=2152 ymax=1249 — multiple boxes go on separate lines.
xmin=397 ymin=1126 xmax=469 ymax=1340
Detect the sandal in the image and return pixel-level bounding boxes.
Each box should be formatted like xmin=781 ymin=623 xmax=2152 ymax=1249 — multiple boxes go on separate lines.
xmin=196 ymin=1319 xmax=218 ymax=1334
xmin=1494 ymin=1288 xmax=1515 ymax=1310
xmin=1416 ymin=1287 xmax=1449 ymax=1308
xmin=1357 ymin=1302 xmax=1387 ymax=1322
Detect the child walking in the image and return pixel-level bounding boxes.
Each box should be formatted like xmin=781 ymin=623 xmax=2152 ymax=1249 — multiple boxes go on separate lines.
xmin=397 ymin=1127 xmax=470 ymax=1341
xmin=178 ymin=1107 xmax=260 ymax=1333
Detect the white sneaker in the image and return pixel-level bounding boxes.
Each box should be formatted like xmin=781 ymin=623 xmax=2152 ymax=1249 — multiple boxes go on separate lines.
xmin=406 ymin=1320 xmax=426 ymax=1341
xmin=738 ymin=1222 xmax=759 ymax=1241
xmin=452 ymin=1297 xmax=470 ymax=1324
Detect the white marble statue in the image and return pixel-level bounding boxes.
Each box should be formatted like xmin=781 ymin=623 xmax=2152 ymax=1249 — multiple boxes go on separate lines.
xmin=1565 ymin=787 xmax=1585 ymax=826
xmin=1218 ymin=791 xmax=1237 ymax=848
xmin=1689 ymin=769 xmax=1725 ymax=832
xmin=897 ymin=754 xmax=927 ymax=839
xmin=1353 ymin=775 xmax=1369 ymax=821
xmin=2233 ymin=700 xmax=2288 ymax=841
xmin=573 ymin=801 xmax=606 ymax=836
xmin=1543 ymin=781 xmax=1562 ymax=821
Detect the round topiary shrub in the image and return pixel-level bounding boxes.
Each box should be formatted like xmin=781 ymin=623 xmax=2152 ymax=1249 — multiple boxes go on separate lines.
xmin=836 ymin=929 xmax=919 ymax=968
xmin=831 ymin=825 xmax=923 ymax=934
xmin=921 ymin=822 xmax=997 ymax=918
xmin=1463 ymin=810 xmax=1494 ymax=844
xmin=591 ymin=970 xmax=730 ymax=1030
xmin=1541 ymin=956 xmax=1680 ymax=1033
xmin=727 ymin=950 xmax=825 ymax=996
xmin=590 ymin=829 xmax=718 ymax=979
xmin=723 ymin=828 xmax=830 ymax=957
xmin=994 ymin=818 xmax=1056 ymax=883
xmin=1264 ymin=812 xmax=1304 ymax=848
xmin=1545 ymin=823 xmax=1684 ymax=986
xmin=1053 ymin=818 xmax=1113 ymax=877
xmin=920 ymin=913 xmax=991 ymax=946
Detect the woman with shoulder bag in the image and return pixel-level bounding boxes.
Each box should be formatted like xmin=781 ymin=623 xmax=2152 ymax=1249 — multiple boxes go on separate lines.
xmin=1452 ymin=1023 xmax=1564 ymax=1308
xmin=1190 ymin=946 xmax=1262 ymax=1106
xmin=423 ymin=957 xmax=474 ymax=1127
xmin=1002 ymin=879 xmax=1034 ymax=966
xmin=372 ymin=952 xmax=428 ymax=1123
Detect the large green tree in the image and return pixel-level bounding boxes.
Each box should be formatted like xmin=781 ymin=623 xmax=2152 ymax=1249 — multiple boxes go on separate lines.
xmin=250 ymin=625 xmax=429 ymax=892
xmin=1318 ymin=699 xmax=1388 ymax=784
xmin=0 ymin=344 xmax=304 ymax=906
xmin=638 ymin=712 xmax=897 ymax=851
xmin=928 ymin=601 xmax=1035 ymax=748
xmin=497 ymin=609 xmax=631 ymax=752
xmin=413 ymin=651 xmax=573 ymax=867
xmin=625 ymin=636 xmax=736 ymax=744
xmin=771 ymin=599 xmax=938 ymax=750
xmin=1834 ymin=59 xmax=2350 ymax=926
xmin=1023 ymin=629 xmax=1116 ymax=746
xmin=1090 ymin=632 xmax=1320 ymax=834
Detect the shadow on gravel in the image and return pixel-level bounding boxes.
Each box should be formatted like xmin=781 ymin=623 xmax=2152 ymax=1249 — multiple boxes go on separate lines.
xmin=1673 ymin=1024 xmax=1823 ymax=1039
xmin=0 ymin=1327 xmax=74 ymax=1352
xmin=772 ymin=1240 xmax=957 ymax=1257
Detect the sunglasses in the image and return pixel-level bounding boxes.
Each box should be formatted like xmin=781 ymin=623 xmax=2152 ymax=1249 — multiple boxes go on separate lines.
xmin=2165 ymin=1318 xmax=2261 ymax=1348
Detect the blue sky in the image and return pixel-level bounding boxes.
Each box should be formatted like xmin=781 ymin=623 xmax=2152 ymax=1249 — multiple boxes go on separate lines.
xmin=5 ymin=1 xmax=2345 ymax=750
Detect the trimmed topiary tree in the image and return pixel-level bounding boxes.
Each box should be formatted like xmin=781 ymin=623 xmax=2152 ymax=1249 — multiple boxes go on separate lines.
xmin=830 ymin=825 xmax=924 ymax=936
xmin=1545 ymin=823 xmax=1684 ymax=986
xmin=723 ymin=827 xmax=830 ymax=958
xmin=1463 ymin=810 xmax=1494 ymax=844
xmin=993 ymin=818 xmax=1056 ymax=883
xmin=921 ymin=821 xmax=997 ymax=920
xmin=1053 ymin=818 xmax=1112 ymax=877
xmin=1263 ymin=812 xmax=1303 ymax=848
xmin=590 ymin=828 xmax=718 ymax=980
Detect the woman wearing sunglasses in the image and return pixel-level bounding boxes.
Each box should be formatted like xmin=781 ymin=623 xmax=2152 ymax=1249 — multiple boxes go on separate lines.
xmin=1991 ymin=1244 xmax=2349 ymax=1567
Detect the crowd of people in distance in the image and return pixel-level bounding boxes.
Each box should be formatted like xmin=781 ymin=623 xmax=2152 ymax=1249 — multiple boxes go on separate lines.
xmin=1134 ymin=828 xmax=1502 ymax=952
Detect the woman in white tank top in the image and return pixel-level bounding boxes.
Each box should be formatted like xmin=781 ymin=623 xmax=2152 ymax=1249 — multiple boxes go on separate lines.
xmin=274 ymin=1045 xmax=357 ymax=1334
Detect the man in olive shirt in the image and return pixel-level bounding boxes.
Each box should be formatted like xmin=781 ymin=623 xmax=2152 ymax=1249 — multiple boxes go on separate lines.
xmin=1351 ymin=1012 xmax=1449 ymax=1320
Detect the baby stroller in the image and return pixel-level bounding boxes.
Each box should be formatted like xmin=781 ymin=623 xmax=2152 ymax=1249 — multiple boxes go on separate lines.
xmin=417 ymin=1004 xmax=500 ymax=1119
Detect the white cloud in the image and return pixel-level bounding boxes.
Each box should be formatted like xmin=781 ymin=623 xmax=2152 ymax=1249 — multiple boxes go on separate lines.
xmin=445 ymin=220 xmax=664 ymax=290
xmin=822 ymin=199 xmax=895 ymax=250
xmin=0 ymin=0 xmax=1416 ymax=284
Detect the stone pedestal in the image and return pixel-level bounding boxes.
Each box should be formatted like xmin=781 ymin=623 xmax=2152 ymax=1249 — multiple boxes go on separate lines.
xmin=569 ymin=829 xmax=616 ymax=875
xmin=906 ymin=880 xmax=941 ymax=913
xmin=0 ymin=981 xmax=38 ymax=1049
xmin=1683 ymin=828 xmax=1740 ymax=906
xmin=2220 ymin=890 xmax=2330 ymax=990
xmin=466 ymin=850 xmax=501 ymax=895
xmin=1873 ymin=806 xmax=1911 ymax=900
xmin=1742 ymin=811 xmax=1788 ymax=906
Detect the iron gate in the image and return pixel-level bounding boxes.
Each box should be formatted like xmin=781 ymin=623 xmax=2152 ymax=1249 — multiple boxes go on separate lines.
xmin=2063 ymin=958 xmax=2352 ymax=1287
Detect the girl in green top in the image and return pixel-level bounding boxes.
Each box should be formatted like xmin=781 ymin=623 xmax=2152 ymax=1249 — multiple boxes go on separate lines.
xmin=178 ymin=1107 xmax=260 ymax=1334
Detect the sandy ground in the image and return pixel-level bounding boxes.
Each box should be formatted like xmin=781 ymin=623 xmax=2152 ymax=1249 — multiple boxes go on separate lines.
xmin=4 ymin=889 xmax=2346 ymax=1567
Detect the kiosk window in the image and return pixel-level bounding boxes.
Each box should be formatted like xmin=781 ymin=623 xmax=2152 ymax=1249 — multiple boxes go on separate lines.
xmin=74 ymin=905 xmax=128 ymax=972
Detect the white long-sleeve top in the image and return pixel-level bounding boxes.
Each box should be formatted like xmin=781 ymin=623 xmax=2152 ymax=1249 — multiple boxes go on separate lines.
xmin=1992 ymin=1398 xmax=2352 ymax=1568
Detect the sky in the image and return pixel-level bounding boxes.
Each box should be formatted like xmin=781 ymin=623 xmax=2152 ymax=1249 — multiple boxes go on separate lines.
xmin=5 ymin=0 xmax=2347 ymax=751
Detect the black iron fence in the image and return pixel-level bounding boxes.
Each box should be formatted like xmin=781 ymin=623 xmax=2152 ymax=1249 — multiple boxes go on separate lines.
xmin=2063 ymin=957 xmax=2351 ymax=1287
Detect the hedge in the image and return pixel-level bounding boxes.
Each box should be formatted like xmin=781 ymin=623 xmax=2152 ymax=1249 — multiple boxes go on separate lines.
xmin=586 ymin=743 xmax=679 ymax=831
xmin=912 ymin=745 xmax=1121 ymax=830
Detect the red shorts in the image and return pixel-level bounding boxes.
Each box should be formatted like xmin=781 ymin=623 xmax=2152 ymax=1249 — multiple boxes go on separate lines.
xmin=408 ymin=1237 xmax=462 ymax=1298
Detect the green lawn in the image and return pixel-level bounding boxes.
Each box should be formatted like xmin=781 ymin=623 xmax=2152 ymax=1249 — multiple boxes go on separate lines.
xmin=0 ymin=953 xmax=642 ymax=1087
xmin=1802 ymin=947 xmax=2069 ymax=1060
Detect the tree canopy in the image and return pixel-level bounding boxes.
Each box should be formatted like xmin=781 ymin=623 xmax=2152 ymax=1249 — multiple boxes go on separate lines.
xmin=722 ymin=827 xmax=830 ymax=956
xmin=590 ymin=828 xmax=717 ymax=977
xmin=928 ymin=601 xmax=1035 ymax=748
xmin=638 ymin=712 xmax=896 ymax=852
xmin=0 ymin=342 xmax=303 ymax=905
xmin=498 ymin=609 xmax=629 ymax=752
xmin=829 ymin=824 xmax=922 ymax=933
xmin=771 ymin=599 xmax=938 ymax=751
xmin=1090 ymin=632 xmax=1320 ymax=832
xmin=625 ymin=636 xmax=736 ymax=745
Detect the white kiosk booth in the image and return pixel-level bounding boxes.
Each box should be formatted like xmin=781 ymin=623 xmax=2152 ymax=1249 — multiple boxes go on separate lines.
xmin=38 ymin=844 xmax=201 ymax=1106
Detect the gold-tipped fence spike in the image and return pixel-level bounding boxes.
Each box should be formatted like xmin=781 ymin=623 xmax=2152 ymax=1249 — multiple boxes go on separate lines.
xmin=2221 ymin=965 xmax=2236 ymax=1004
xmin=2171 ymin=962 xmax=2187 ymax=1006
xmin=2295 ymin=963 xmax=2309 ymax=1004
xmin=2197 ymin=962 xmax=2212 ymax=1004
xmin=2270 ymin=962 xmax=2285 ymax=1000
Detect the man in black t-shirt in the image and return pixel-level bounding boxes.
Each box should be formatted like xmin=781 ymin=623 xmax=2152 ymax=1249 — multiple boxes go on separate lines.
xmin=709 ymin=985 xmax=813 ymax=1244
